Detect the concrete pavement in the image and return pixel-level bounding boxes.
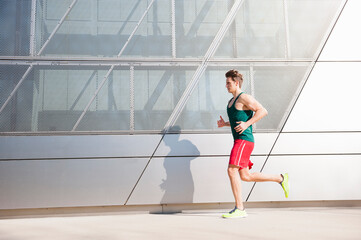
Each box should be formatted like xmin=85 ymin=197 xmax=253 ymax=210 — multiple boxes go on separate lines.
xmin=0 ymin=207 xmax=360 ymax=240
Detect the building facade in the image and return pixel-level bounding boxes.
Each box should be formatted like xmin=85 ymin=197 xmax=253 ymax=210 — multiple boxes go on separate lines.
xmin=0 ymin=0 xmax=360 ymax=210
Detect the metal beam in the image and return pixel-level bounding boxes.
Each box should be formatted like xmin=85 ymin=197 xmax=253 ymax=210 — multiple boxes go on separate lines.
xmin=163 ymin=0 xmax=245 ymax=131
xmin=230 ymin=0 xmax=238 ymax=58
xmin=249 ymin=65 xmax=256 ymax=129
xmin=71 ymin=0 xmax=155 ymax=131
xmin=130 ymin=65 xmax=135 ymax=132
xmin=283 ymin=0 xmax=291 ymax=58
xmin=0 ymin=55 xmax=314 ymax=62
xmin=29 ymin=0 xmax=37 ymax=56
xmin=0 ymin=59 xmax=312 ymax=68
xmin=171 ymin=0 xmax=176 ymax=58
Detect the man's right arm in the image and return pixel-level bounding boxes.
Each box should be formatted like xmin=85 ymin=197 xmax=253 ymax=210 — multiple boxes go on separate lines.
xmin=217 ymin=116 xmax=230 ymax=128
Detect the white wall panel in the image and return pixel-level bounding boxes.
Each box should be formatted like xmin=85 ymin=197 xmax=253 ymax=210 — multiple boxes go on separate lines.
xmin=154 ymin=133 xmax=278 ymax=157
xmin=126 ymin=156 xmax=266 ymax=205
xmin=0 ymin=135 xmax=162 ymax=159
xmin=319 ymin=0 xmax=361 ymax=61
xmin=248 ymin=155 xmax=361 ymax=202
xmin=127 ymin=157 xmax=199 ymax=205
xmin=283 ymin=62 xmax=361 ymax=132
xmin=272 ymin=132 xmax=361 ymax=155
xmin=0 ymin=158 xmax=148 ymax=209
xmin=192 ymin=156 xmax=265 ymax=203
xmin=253 ymin=134 xmax=279 ymax=155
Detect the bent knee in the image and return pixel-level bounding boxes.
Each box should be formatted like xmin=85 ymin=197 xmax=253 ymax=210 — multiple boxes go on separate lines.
xmin=240 ymin=173 xmax=252 ymax=182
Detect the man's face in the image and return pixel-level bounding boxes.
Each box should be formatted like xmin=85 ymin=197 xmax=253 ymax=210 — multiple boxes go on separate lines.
xmin=226 ymin=77 xmax=238 ymax=93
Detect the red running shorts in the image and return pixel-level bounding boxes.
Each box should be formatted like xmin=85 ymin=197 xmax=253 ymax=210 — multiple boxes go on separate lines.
xmin=229 ymin=139 xmax=254 ymax=170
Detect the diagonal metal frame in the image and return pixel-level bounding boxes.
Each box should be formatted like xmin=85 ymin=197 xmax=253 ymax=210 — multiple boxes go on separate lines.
xmin=163 ymin=0 xmax=245 ymax=132
xmin=0 ymin=0 xmax=78 ymax=115
xmin=71 ymin=0 xmax=155 ymax=131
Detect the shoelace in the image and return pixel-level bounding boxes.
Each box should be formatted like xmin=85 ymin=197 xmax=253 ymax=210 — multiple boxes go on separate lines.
xmin=229 ymin=207 xmax=238 ymax=214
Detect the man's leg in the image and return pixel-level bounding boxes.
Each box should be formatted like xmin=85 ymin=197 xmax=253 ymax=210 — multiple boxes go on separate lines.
xmin=239 ymin=168 xmax=290 ymax=198
xmin=239 ymin=167 xmax=283 ymax=183
xmin=227 ymin=164 xmax=244 ymax=209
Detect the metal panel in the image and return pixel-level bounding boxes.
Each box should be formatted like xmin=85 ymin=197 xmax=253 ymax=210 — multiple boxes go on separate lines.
xmin=271 ymin=132 xmax=361 ymax=155
xmin=253 ymin=133 xmax=279 ymax=155
xmin=126 ymin=156 xmax=265 ymax=205
xmin=126 ymin=157 xmax=192 ymax=205
xmin=154 ymin=133 xmax=278 ymax=157
xmin=0 ymin=135 xmax=162 ymax=160
xmin=248 ymin=155 xmax=361 ymax=202
xmin=283 ymin=62 xmax=361 ymax=132
xmin=319 ymin=0 xmax=360 ymax=61
xmin=0 ymin=158 xmax=148 ymax=209
xmin=192 ymin=156 xmax=265 ymax=203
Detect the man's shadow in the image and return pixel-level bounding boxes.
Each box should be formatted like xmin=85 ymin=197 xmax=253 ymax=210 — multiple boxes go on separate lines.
xmin=160 ymin=126 xmax=200 ymax=204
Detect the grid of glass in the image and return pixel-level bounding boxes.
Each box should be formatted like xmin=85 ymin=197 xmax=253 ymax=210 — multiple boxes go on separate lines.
xmin=0 ymin=0 xmax=344 ymax=134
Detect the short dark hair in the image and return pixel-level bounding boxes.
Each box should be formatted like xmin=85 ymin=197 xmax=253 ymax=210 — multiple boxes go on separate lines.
xmin=225 ymin=69 xmax=243 ymax=86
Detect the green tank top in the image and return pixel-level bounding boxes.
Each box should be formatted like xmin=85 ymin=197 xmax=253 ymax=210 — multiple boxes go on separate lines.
xmin=227 ymin=92 xmax=254 ymax=142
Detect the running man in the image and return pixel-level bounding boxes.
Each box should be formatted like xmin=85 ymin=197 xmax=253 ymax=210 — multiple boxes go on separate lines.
xmin=217 ymin=69 xmax=289 ymax=219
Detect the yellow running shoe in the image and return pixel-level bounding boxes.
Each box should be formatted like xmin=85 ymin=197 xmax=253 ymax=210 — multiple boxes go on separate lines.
xmin=281 ymin=173 xmax=290 ymax=198
xmin=222 ymin=207 xmax=247 ymax=218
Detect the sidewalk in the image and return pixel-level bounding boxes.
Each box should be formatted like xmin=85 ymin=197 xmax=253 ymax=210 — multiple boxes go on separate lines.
xmin=0 ymin=207 xmax=360 ymax=240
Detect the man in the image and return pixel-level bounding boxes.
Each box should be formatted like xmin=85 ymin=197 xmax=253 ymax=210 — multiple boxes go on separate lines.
xmin=217 ymin=69 xmax=289 ymax=219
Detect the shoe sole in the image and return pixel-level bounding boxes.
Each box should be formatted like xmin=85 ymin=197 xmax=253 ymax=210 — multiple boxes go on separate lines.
xmin=222 ymin=215 xmax=248 ymax=219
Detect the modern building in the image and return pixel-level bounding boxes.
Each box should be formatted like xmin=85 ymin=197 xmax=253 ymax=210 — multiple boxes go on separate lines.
xmin=0 ymin=0 xmax=360 ymax=213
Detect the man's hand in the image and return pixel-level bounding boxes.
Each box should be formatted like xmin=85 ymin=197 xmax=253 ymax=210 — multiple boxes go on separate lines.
xmin=234 ymin=121 xmax=249 ymax=133
xmin=217 ymin=116 xmax=227 ymax=128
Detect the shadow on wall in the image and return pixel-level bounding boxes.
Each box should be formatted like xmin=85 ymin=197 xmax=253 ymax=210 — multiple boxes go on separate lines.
xmin=160 ymin=126 xmax=200 ymax=204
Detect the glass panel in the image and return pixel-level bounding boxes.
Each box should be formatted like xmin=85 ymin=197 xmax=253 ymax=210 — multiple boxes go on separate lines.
xmin=0 ymin=65 xmax=33 ymax=132
xmin=0 ymin=0 xmax=31 ymax=56
xmin=134 ymin=66 xmax=196 ymax=130
xmin=215 ymin=0 xmax=344 ymax=59
xmin=174 ymin=67 xmax=234 ymax=131
xmin=0 ymin=0 xmax=345 ymax=135
xmin=75 ymin=67 xmax=130 ymax=131
xmin=175 ymin=0 xmax=229 ymax=58
xmin=125 ymin=0 xmax=172 ymax=57
xmin=287 ymin=0 xmax=343 ymax=59
xmin=252 ymin=65 xmax=311 ymax=130
xmin=37 ymin=0 xmax=172 ymax=58
xmin=174 ymin=64 xmax=311 ymax=131
xmin=0 ymin=0 xmax=344 ymax=58
xmin=215 ymin=0 xmax=286 ymax=59
xmin=35 ymin=66 xmax=105 ymax=131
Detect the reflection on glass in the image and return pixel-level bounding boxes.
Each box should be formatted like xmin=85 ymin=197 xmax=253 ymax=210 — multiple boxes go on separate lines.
xmin=175 ymin=65 xmax=311 ymax=131
xmin=0 ymin=0 xmax=344 ymax=134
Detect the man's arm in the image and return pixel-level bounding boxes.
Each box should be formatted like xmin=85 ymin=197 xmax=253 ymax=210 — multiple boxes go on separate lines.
xmin=234 ymin=94 xmax=268 ymax=133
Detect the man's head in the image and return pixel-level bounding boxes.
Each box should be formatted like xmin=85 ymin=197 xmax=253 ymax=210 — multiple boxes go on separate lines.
xmin=225 ymin=69 xmax=243 ymax=93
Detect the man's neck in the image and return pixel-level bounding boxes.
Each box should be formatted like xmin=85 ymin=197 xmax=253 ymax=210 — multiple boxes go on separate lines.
xmin=232 ymin=89 xmax=242 ymax=98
